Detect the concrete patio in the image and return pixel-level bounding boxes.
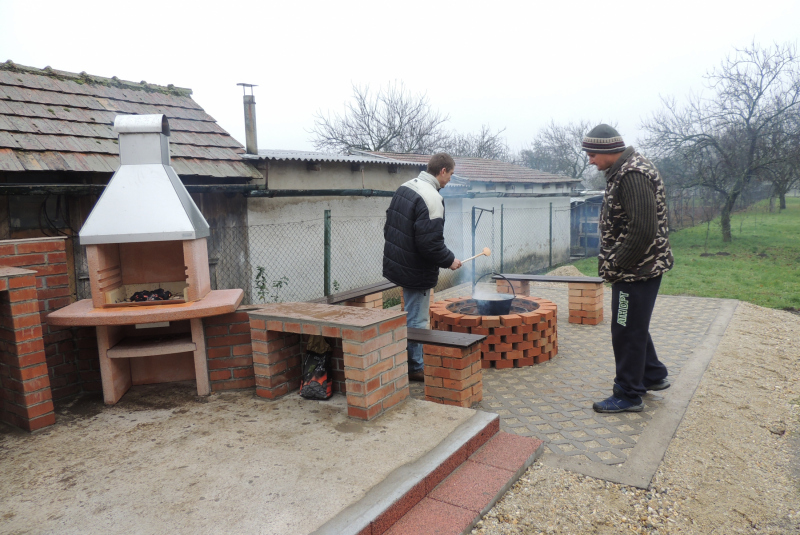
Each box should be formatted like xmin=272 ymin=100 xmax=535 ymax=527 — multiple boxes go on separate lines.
xmin=0 ymin=283 xmax=734 ymax=534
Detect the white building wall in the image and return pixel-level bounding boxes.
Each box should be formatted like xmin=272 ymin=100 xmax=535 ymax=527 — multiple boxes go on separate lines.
xmin=443 ymin=196 xmax=571 ymax=281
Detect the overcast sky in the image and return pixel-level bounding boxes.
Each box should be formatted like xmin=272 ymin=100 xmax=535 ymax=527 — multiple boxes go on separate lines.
xmin=2 ymin=0 xmax=799 ymax=156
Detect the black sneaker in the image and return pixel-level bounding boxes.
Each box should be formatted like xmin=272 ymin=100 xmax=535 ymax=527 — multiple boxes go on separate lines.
xmin=645 ymin=379 xmax=671 ymax=391
xmin=593 ymin=395 xmax=644 ymax=413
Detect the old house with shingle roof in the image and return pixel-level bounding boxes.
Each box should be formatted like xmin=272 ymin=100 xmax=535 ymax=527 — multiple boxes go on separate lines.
xmin=0 ymin=61 xmax=261 ymax=299
xmin=366 ymin=152 xmax=579 ymax=195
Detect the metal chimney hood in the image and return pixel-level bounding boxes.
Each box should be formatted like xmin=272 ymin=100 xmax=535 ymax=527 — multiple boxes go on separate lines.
xmin=79 ymin=114 xmax=210 ymax=245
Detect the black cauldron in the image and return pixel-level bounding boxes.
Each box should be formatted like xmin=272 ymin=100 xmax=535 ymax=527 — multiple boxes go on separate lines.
xmin=473 ymin=273 xmax=516 ymax=315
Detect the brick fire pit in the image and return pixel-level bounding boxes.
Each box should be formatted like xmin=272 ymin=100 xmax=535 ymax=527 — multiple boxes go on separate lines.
xmin=429 ymin=296 xmax=558 ymax=369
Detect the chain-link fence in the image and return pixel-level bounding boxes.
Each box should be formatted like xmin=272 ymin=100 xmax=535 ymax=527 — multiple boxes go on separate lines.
xmin=73 ymin=204 xmax=574 ymax=305
xmin=222 ymin=204 xmax=569 ymax=305
xmin=666 ymin=183 xmax=773 ymax=231
xmin=70 ymin=184 xmax=780 ymax=304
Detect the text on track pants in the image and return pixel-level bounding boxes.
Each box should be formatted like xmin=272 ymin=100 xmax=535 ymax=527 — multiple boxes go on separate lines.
xmin=610 ymin=275 xmax=668 ymax=403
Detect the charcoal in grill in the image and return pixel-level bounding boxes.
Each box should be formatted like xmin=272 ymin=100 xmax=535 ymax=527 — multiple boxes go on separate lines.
xmin=130 ymin=288 xmax=174 ymax=302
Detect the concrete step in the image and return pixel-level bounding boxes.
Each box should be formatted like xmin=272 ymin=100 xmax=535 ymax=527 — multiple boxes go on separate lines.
xmin=383 ymin=432 xmax=544 ymax=535
xmin=312 ymin=411 xmax=543 ymax=535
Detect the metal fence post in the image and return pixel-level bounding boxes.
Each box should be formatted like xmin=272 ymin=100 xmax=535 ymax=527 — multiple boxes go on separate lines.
xmin=500 ymin=204 xmax=504 ymax=272
xmin=471 ymin=206 xmax=476 ymax=287
xmin=549 ymin=202 xmax=553 ymax=268
xmin=324 ymin=209 xmax=331 ymax=296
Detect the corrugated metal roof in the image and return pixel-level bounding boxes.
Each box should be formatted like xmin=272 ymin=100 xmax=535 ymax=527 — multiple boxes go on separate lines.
xmin=0 ymin=61 xmax=260 ymax=179
xmin=245 ymin=149 xmax=421 ymax=166
xmin=372 ymin=151 xmax=580 ymax=184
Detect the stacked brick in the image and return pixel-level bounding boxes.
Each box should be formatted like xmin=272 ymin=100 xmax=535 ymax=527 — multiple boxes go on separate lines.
xmin=342 ymin=291 xmax=383 ymax=308
xmin=568 ymin=282 xmax=604 ymax=325
xmin=0 ymin=237 xmax=86 ymax=402
xmin=0 ymin=267 xmax=56 ymax=431
xmin=494 ymin=279 xmax=529 ymax=296
xmin=203 ymin=305 xmax=260 ymax=392
xmin=249 ymin=319 xmax=303 ymax=400
xmin=429 ymin=296 xmax=558 ymax=369
xmin=422 ymin=342 xmax=482 ymax=407
xmin=249 ymin=305 xmax=409 ymax=421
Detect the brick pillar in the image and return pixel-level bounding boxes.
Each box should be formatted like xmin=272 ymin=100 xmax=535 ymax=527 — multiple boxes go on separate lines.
xmin=422 ymin=342 xmax=482 ymax=408
xmin=495 ymin=279 xmax=529 ymax=296
xmin=342 ymin=291 xmax=384 ymax=308
xmin=204 ymin=307 xmax=258 ymax=392
xmin=342 ymin=314 xmax=408 ymax=420
xmin=250 ymin=318 xmax=303 ymax=399
xmin=0 ymin=268 xmax=56 ymax=431
xmin=568 ymin=282 xmax=604 ymax=325
xmin=0 ymin=237 xmax=82 ymax=402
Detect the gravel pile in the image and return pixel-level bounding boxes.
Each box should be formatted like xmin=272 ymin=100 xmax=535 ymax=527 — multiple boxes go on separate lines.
xmin=472 ymin=301 xmax=800 ymax=534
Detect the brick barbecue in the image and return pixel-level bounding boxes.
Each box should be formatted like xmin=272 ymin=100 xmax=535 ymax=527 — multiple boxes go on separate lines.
xmin=48 ymin=115 xmax=243 ymax=404
xmin=429 ymin=296 xmax=558 ymax=369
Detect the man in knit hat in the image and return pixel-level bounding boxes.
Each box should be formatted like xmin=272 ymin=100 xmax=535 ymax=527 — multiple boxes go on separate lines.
xmin=582 ymin=124 xmax=674 ymax=413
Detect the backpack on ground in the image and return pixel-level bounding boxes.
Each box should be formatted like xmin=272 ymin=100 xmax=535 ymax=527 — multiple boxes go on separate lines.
xmin=299 ymin=335 xmax=332 ymax=400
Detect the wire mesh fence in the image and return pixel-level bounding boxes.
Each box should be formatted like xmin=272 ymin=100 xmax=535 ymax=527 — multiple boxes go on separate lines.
xmin=72 ymin=204 xmax=573 ymax=305
xmin=666 ymin=184 xmax=773 ymax=231
xmin=70 ymin=184 xmax=779 ymax=305
xmin=217 ymin=205 xmax=569 ymax=305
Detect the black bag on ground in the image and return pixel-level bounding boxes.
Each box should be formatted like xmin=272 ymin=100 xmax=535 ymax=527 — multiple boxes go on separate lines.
xmin=299 ymin=350 xmax=332 ymax=400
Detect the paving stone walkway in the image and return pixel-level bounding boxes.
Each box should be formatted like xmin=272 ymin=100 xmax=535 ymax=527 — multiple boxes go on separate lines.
xmin=410 ymin=282 xmax=734 ymax=486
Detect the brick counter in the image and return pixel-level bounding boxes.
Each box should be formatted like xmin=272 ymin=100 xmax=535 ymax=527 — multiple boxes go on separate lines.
xmin=249 ymin=303 xmax=409 ymax=421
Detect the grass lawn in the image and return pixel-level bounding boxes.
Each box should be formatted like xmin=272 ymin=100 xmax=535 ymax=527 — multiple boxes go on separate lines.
xmin=571 ymin=197 xmax=800 ymax=310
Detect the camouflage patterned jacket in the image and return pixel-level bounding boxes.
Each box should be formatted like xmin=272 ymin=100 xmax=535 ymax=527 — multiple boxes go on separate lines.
xmin=599 ymin=148 xmax=674 ymax=283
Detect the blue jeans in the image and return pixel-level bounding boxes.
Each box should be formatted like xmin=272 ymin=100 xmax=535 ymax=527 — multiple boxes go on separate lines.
xmin=403 ymin=287 xmax=430 ymax=372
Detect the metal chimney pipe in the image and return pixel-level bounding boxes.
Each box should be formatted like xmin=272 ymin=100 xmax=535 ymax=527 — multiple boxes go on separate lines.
xmin=238 ymin=83 xmax=258 ymax=155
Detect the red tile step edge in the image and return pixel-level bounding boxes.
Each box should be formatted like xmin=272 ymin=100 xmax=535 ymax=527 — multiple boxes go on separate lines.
xmin=383 ymin=433 xmax=544 ymax=535
xmin=311 ymin=411 xmax=543 ymax=535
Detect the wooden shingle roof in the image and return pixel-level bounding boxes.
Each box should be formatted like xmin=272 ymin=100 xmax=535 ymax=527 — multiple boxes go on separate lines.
xmin=372 ymin=152 xmax=579 ymax=184
xmin=0 ymin=61 xmax=260 ymax=180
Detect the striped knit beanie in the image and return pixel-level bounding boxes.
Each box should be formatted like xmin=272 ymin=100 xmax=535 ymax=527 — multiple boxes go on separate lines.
xmin=581 ymin=124 xmax=626 ymax=153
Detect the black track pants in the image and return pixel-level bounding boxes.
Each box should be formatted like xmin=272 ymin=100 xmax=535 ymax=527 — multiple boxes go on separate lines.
xmin=610 ymin=275 xmax=667 ymax=403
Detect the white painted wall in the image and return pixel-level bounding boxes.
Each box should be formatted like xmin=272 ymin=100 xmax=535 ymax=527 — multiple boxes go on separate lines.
xmin=265 ymin=160 xmax=419 ymax=191
xmin=440 ymin=196 xmax=571 ymax=287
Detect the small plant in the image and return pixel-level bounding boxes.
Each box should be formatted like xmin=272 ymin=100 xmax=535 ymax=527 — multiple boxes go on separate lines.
xmin=255 ymin=267 xmax=289 ymax=303
xmin=383 ymin=297 xmax=401 ymax=309
xmin=332 ymin=280 xmax=341 ymax=292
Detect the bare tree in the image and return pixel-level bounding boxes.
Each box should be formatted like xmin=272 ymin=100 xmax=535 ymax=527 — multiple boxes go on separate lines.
xmin=310 ymin=82 xmax=450 ymax=154
xmin=519 ymin=119 xmax=604 ymax=188
xmin=642 ymin=42 xmax=800 ymax=242
xmin=761 ymin=108 xmax=800 ymax=209
xmin=443 ymin=125 xmax=510 ymax=161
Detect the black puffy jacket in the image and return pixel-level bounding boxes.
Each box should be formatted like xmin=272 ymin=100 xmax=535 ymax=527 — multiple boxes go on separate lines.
xmin=383 ymin=172 xmax=455 ymax=290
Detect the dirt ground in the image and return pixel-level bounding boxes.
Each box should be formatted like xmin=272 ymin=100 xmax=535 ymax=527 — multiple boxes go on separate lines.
xmin=474 ymin=301 xmax=800 ymax=534
xmin=0 ymin=386 xmax=477 ymax=535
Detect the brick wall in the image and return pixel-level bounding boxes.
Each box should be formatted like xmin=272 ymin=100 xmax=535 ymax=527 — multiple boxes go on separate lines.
xmin=203 ymin=305 xmax=259 ymax=392
xmin=0 ymin=237 xmax=84 ymax=402
xmin=568 ymin=282 xmax=604 ymax=325
xmin=0 ymin=267 xmax=56 ymax=431
xmin=422 ymin=342 xmax=482 ymax=408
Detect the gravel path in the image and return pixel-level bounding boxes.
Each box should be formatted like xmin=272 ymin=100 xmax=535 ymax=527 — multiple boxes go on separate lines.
xmin=472 ymin=301 xmax=800 ymax=534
